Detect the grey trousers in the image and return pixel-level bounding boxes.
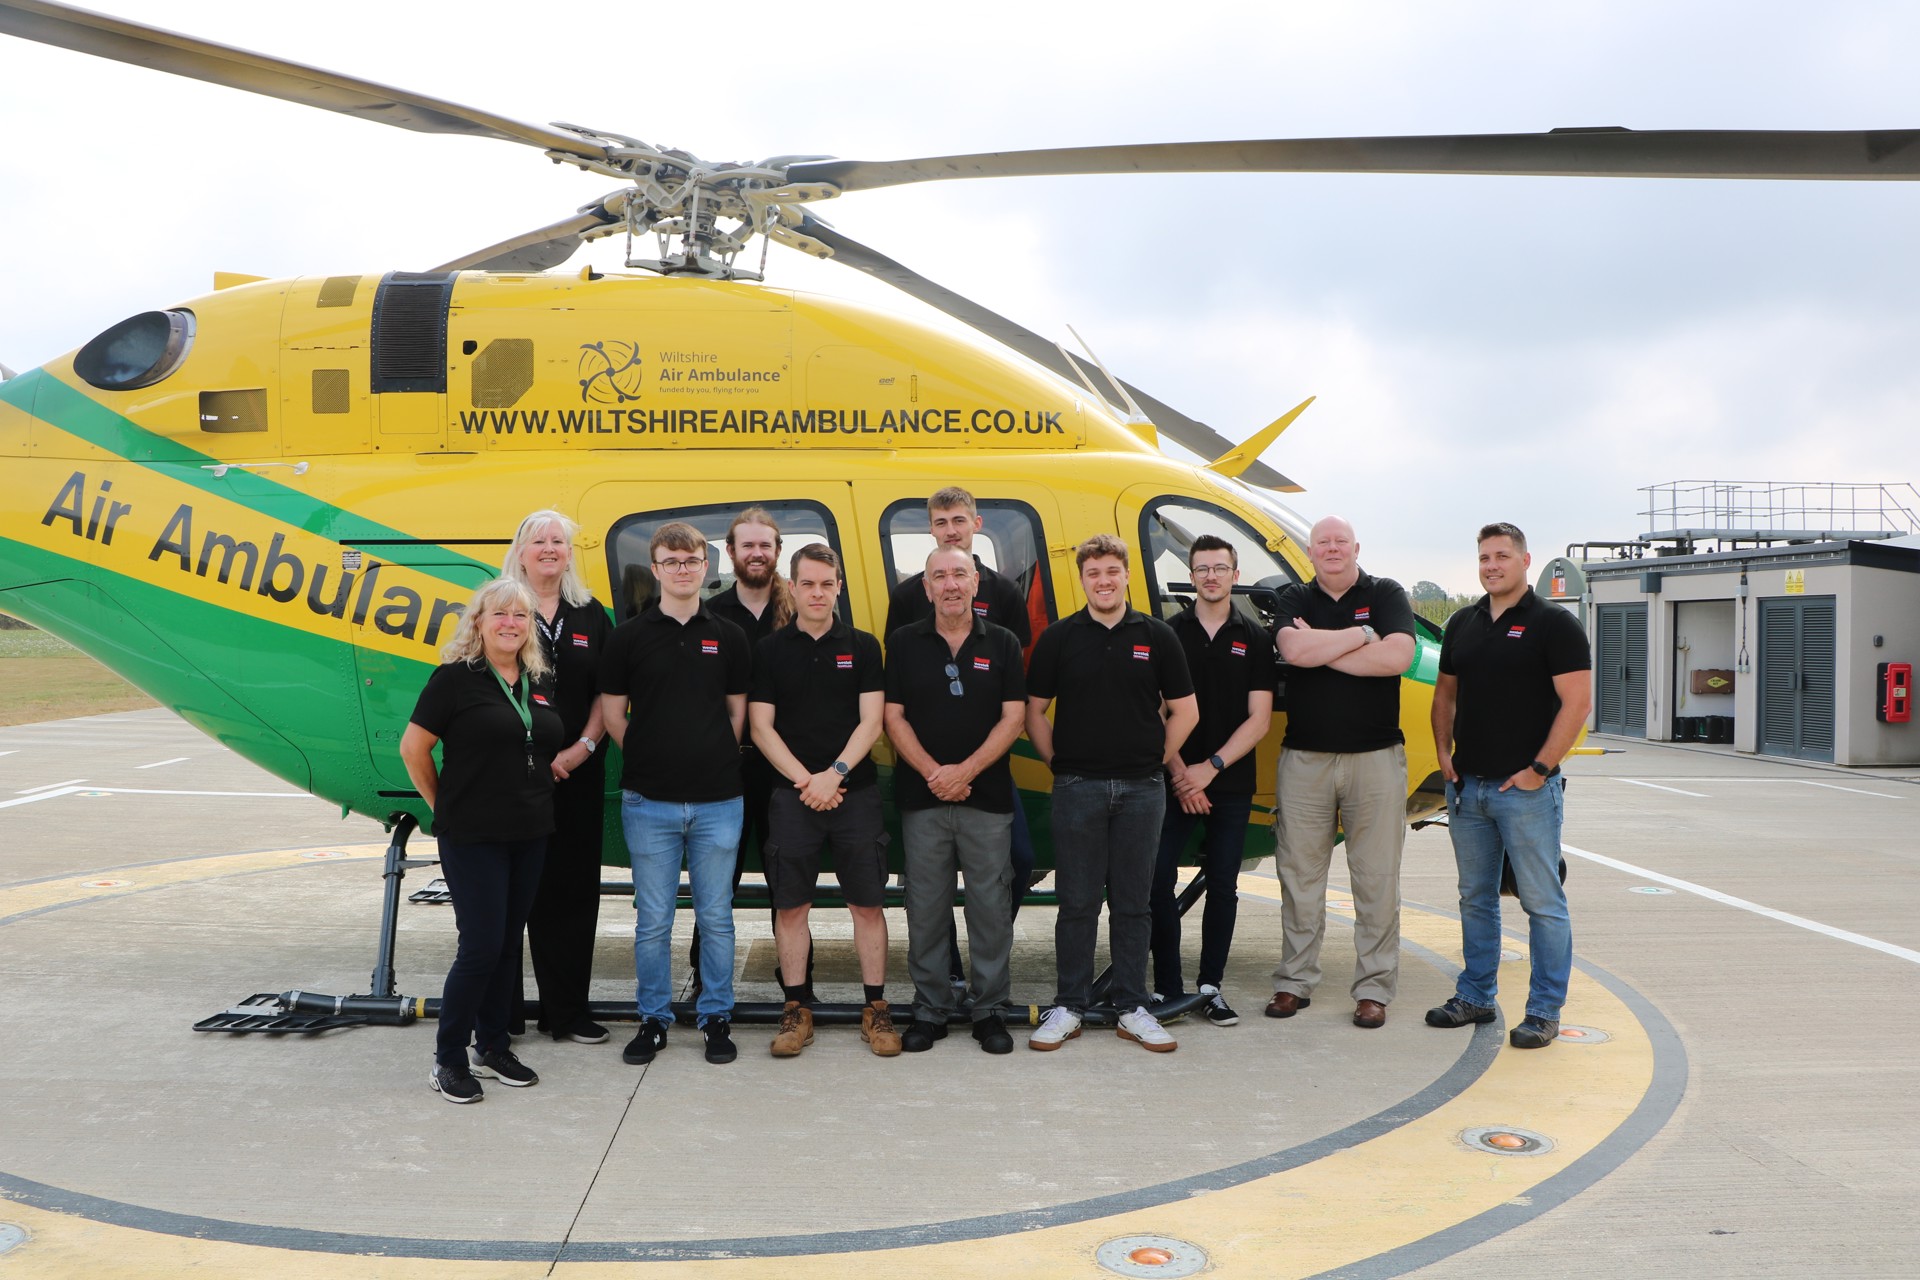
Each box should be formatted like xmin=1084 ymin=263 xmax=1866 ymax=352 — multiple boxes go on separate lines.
xmin=902 ymin=805 xmax=1014 ymax=1022
xmin=1272 ymin=745 xmax=1407 ymax=1005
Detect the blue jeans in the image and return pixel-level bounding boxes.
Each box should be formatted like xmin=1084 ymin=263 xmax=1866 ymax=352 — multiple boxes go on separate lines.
xmin=1446 ymin=776 xmax=1571 ymax=1020
xmin=1150 ymin=792 xmax=1253 ymax=996
xmin=1050 ymin=773 xmax=1165 ymax=1012
xmin=622 ymin=791 xmax=743 ymax=1025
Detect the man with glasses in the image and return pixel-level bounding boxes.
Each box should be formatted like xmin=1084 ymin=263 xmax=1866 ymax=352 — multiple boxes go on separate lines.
xmin=749 ymin=545 xmax=897 ymax=1057
xmin=1149 ymin=535 xmax=1276 ymax=1027
xmin=598 ymin=522 xmax=751 ymax=1066
xmin=1267 ymin=516 xmax=1416 ymax=1031
xmin=884 ymin=547 xmax=1027 ymax=1054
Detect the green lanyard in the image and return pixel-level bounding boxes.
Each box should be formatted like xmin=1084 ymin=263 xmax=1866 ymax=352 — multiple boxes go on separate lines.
xmin=489 ymin=664 xmax=535 ymax=774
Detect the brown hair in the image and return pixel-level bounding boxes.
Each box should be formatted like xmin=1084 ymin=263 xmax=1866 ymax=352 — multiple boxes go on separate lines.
xmin=649 ymin=521 xmax=708 ymax=560
xmin=790 ymin=542 xmax=840 ymax=580
xmin=928 ymin=486 xmax=977 ymax=516
xmin=1075 ymin=533 xmax=1129 ymax=570
xmin=1477 ymin=522 xmax=1529 ymax=554
xmin=727 ymin=506 xmax=793 ymax=628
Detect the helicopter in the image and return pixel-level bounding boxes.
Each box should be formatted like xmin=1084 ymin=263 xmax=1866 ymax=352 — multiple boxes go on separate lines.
xmin=2 ymin=3 xmax=1915 ymax=1022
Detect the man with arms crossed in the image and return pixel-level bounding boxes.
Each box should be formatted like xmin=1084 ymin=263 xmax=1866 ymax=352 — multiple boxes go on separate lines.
xmin=885 ymin=548 xmax=1027 ymax=1054
xmin=1150 ymin=534 xmax=1276 ymax=1025
xmin=1428 ymin=522 xmax=1591 ymax=1049
xmin=1268 ymin=516 xmax=1416 ymax=1029
xmin=749 ymin=545 xmax=898 ymax=1057
xmin=1026 ymin=534 xmax=1198 ymax=1053
xmin=598 ymin=522 xmax=751 ymax=1066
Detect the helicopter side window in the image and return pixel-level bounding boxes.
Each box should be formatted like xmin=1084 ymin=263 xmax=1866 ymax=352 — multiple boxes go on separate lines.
xmin=1139 ymin=496 xmax=1300 ymax=634
xmin=606 ymin=501 xmax=846 ymax=624
xmin=878 ymin=497 xmax=1057 ymax=636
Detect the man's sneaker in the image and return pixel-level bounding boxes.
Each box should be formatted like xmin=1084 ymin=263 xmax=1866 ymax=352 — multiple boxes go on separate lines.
xmin=470 ymin=1046 xmax=538 ymax=1087
xmin=1117 ymin=1005 xmax=1178 ymax=1053
xmin=701 ymin=1018 xmax=738 ymax=1064
xmin=901 ymin=1018 xmax=948 ymax=1053
xmin=770 ymin=1001 xmax=814 ymax=1057
xmin=1200 ymin=984 xmax=1240 ymax=1027
xmin=971 ymin=1014 xmax=1014 ymax=1055
xmin=429 ymin=1062 xmax=483 ymax=1103
xmin=558 ymin=1020 xmax=610 ymax=1045
xmin=1028 ymin=1006 xmax=1082 ymax=1051
xmin=622 ymin=1018 xmax=668 ymax=1065
xmin=1509 ymin=1016 xmax=1561 ymax=1049
xmin=1425 ymin=997 xmax=1498 ymax=1029
xmin=862 ymin=1000 xmax=903 ymax=1056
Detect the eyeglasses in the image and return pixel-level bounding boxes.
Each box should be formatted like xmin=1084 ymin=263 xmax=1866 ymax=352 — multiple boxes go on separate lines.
xmin=654 ymin=557 xmax=707 ymax=573
xmin=943 ymin=663 xmax=964 ymax=697
xmin=1191 ymin=563 xmax=1235 ymax=578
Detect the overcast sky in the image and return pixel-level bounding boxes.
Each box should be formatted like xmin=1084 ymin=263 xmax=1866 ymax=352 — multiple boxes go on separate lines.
xmin=4 ymin=1 xmax=1917 ymax=594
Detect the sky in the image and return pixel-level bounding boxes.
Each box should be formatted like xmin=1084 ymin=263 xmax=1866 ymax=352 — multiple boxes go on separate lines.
xmin=4 ymin=0 xmax=1918 ymax=595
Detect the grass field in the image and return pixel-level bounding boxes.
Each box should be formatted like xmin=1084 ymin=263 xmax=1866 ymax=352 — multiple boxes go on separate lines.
xmin=0 ymin=623 xmax=159 ymax=726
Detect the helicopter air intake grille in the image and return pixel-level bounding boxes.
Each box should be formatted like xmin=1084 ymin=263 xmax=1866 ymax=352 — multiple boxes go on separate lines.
xmin=370 ymin=272 xmax=456 ymax=394
xmin=312 ymin=369 xmax=351 ymax=415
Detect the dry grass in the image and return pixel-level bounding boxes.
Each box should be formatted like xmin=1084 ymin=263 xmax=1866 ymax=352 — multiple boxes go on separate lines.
xmin=0 ymin=622 xmax=158 ymax=726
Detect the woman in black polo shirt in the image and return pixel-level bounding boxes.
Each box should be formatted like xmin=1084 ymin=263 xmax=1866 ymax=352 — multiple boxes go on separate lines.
xmin=401 ymin=578 xmax=565 ymax=1103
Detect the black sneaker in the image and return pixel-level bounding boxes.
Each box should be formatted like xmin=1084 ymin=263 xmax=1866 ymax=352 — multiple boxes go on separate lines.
xmin=623 ymin=1018 xmax=668 ymax=1065
xmin=1200 ymin=984 xmax=1240 ymax=1027
xmin=901 ymin=1019 xmax=948 ymax=1053
xmin=1425 ymin=997 xmax=1499 ymax=1029
xmin=702 ymin=1018 xmax=738 ymax=1064
xmin=558 ymin=1020 xmax=610 ymax=1045
xmin=430 ymin=1063 xmax=483 ymax=1103
xmin=971 ymin=1014 xmax=1014 ymax=1055
xmin=470 ymin=1046 xmax=538 ymax=1087
xmin=1509 ymin=1016 xmax=1561 ymax=1049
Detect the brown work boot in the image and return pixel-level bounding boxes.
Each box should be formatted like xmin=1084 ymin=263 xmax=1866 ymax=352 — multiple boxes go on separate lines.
xmin=770 ymin=1000 xmax=814 ymax=1057
xmin=861 ymin=999 xmax=902 ymax=1057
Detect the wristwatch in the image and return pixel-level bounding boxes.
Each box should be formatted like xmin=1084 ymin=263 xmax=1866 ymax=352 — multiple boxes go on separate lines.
xmin=831 ymin=761 xmax=850 ymax=776
xmin=579 ymin=736 xmax=597 ymax=754
xmin=1529 ymin=759 xmax=1557 ymax=778
xmin=1208 ymin=754 xmax=1227 ymax=771
xmin=1360 ymin=624 xmax=1378 ymax=643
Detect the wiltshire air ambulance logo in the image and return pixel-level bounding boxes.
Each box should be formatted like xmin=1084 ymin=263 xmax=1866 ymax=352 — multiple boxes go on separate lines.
xmin=578 ymin=341 xmax=645 ymax=404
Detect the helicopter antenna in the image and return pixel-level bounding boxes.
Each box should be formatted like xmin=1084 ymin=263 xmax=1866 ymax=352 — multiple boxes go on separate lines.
xmin=0 ymin=361 xmax=15 ymax=381
xmin=1066 ymin=325 xmax=1151 ymax=425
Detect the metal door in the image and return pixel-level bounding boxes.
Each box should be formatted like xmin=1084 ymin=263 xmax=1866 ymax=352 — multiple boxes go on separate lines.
xmin=1595 ymin=602 xmax=1648 ymax=737
xmin=1759 ymin=595 xmax=1836 ymax=762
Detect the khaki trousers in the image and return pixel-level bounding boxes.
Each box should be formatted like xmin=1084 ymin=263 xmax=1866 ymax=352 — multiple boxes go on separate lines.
xmin=1272 ymin=745 xmax=1407 ymax=1005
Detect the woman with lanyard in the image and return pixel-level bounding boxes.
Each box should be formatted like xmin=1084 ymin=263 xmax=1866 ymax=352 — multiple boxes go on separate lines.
xmin=401 ymin=577 xmax=565 ymax=1103
xmin=501 ymin=509 xmax=613 ymax=1045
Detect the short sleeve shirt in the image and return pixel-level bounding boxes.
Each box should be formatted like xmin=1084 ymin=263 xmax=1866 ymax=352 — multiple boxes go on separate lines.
xmin=1167 ymin=607 xmax=1277 ymax=794
xmin=1439 ymin=587 xmax=1592 ymax=779
xmin=409 ymin=660 xmax=566 ymax=843
xmin=884 ymin=616 xmax=1027 ymax=811
xmin=884 ymin=556 xmax=1032 ymax=646
xmin=1027 ymin=607 xmax=1195 ymax=780
xmin=750 ymin=618 xmax=886 ymax=788
xmin=597 ymin=603 xmax=751 ymax=802
xmin=1273 ymin=569 xmax=1416 ymax=753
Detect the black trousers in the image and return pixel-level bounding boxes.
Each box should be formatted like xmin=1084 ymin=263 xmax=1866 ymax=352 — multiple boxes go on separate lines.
xmin=524 ymin=759 xmax=605 ymax=1035
xmin=438 ymin=837 xmax=546 ymax=1067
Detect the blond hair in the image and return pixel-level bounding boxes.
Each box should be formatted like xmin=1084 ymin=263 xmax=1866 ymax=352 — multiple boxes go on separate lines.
xmin=440 ymin=578 xmax=550 ymax=680
xmin=502 ymin=509 xmax=592 ymax=608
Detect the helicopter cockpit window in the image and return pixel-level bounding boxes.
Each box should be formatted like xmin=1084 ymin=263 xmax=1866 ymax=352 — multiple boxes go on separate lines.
xmin=74 ymin=309 xmax=196 ymax=392
xmin=606 ymin=501 xmax=846 ymax=624
xmin=879 ymin=497 xmax=1056 ymax=637
xmin=1140 ymin=496 xmax=1300 ymax=633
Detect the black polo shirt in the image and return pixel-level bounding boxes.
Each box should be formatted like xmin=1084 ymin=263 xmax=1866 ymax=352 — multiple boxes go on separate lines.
xmin=884 ymin=556 xmax=1032 ymax=646
xmin=884 ymin=616 xmax=1027 ymax=812
xmin=1167 ymin=606 xmax=1277 ymax=794
xmin=1027 ymin=607 xmax=1195 ymax=780
xmin=534 ymin=595 xmax=612 ymax=743
xmin=1439 ymin=587 xmax=1591 ymax=779
xmin=597 ymin=602 xmax=751 ymax=802
xmin=750 ymin=618 xmax=885 ymax=788
xmin=410 ymin=660 xmax=566 ymax=844
xmin=1273 ymin=569 xmax=1415 ymax=753
xmin=708 ymin=584 xmax=778 ymax=646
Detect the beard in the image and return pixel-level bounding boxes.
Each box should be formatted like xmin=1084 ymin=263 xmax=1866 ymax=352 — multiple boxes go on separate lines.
xmin=734 ymin=557 xmax=776 ymax=590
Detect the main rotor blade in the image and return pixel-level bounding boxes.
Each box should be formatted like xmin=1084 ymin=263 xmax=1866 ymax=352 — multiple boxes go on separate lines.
xmin=0 ymin=0 xmax=608 ymax=161
xmin=796 ymin=215 xmax=1298 ymax=492
xmin=431 ymin=194 xmax=627 ymax=273
xmin=791 ymin=128 xmax=1920 ymax=193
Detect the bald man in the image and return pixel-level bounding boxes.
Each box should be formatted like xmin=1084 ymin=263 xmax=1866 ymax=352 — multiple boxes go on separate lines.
xmin=1267 ymin=518 xmax=1416 ymax=1030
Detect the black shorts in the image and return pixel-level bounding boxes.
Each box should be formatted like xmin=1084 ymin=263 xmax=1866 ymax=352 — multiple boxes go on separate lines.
xmin=765 ymin=785 xmax=889 ymax=910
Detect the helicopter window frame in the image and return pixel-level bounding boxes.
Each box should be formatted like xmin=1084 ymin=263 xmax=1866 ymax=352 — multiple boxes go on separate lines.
xmin=606 ymin=500 xmax=849 ymax=625
xmin=1137 ymin=494 xmax=1301 ymax=634
xmin=877 ymin=496 xmax=1058 ymax=634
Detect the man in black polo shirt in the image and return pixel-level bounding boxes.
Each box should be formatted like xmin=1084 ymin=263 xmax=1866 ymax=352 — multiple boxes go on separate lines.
xmin=1428 ymin=522 xmax=1590 ymax=1050
xmin=1149 ymin=534 xmax=1276 ymax=1026
xmin=885 ymin=547 xmax=1027 ymax=1055
xmin=598 ymin=522 xmax=752 ymax=1067
xmin=749 ymin=544 xmax=898 ymax=1057
xmin=1269 ymin=516 xmax=1416 ymax=1030
xmin=1025 ymin=534 xmax=1198 ymax=1053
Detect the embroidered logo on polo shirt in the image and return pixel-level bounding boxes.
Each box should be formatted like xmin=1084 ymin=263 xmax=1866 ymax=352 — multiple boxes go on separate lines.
xmin=700 ymin=638 xmax=720 ymax=654
xmin=532 ymin=693 xmax=551 ymax=706
xmin=836 ymin=653 xmax=854 ymax=669
xmin=1354 ymin=606 xmax=1372 ymax=621
xmin=1132 ymin=645 xmax=1152 ymax=661
xmin=972 ymin=656 xmax=992 ymax=671
xmin=1230 ymin=640 xmax=1248 ymax=657
xmin=973 ymin=600 xmax=989 ymax=616
xmin=1507 ymin=625 xmax=1527 ymax=639
xmin=571 ymin=633 xmax=590 ymax=647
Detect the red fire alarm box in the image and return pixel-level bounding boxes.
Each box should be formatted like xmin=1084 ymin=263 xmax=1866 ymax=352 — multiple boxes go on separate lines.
xmin=1880 ymin=662 xmax=1912 ymax=723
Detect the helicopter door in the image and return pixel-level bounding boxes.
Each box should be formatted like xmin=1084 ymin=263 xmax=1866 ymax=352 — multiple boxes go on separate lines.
xmin=862 ymin=483 xmax=1063 ymax=650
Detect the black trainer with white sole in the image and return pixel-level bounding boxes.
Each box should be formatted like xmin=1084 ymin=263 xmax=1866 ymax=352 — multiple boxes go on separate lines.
xmin=430 ymin=1063 xmax=483 ymax=1103
xmin=470 ymin=1047 xmax=538 ymax=1086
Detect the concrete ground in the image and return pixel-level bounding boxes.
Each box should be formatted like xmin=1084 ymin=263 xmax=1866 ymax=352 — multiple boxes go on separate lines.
xmin=0 ymin=710 xmax=1915 ymax=1277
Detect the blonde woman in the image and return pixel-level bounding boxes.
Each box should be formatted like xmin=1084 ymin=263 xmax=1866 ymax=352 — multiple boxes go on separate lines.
xmin=401 ymin=578 xmax=564 ymax=1103
xmin=502 ymin=509 xmax=614 ymax=1046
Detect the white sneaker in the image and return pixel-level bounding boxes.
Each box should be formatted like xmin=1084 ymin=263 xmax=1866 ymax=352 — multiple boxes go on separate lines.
xmin=1200 ymin=983 xmax=1240 ymax=1027
xmin=1028 ymin=1006 xmax=1083 ymax=1051
xmin=1117 ymin=1005 xmax=1178 ymax=1053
